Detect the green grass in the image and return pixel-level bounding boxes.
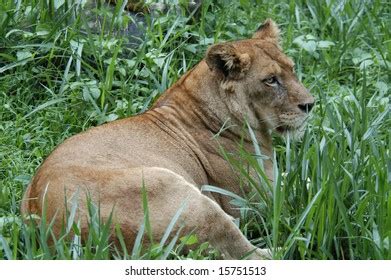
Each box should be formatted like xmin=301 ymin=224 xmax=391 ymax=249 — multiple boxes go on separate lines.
xmin=0 ymin=0 xmax=390 ymax=259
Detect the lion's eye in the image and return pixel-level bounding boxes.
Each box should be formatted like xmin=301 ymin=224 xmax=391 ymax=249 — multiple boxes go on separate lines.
xmin=263 ymin=76 xmax=279 ymax=86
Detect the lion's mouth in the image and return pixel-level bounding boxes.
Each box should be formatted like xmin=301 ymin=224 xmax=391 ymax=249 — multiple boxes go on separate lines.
xmin=275 ymin=121 xmax=306 ymax=135
xmin=276 ymin=125 xmax=294 ymax=134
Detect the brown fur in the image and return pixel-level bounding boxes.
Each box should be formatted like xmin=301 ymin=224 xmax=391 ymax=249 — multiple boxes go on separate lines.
xmin=21 ymin=19 xmax=314 ymax=259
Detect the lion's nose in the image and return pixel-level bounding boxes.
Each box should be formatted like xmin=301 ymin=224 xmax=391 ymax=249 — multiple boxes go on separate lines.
xmin=298 ymin=102 xmax=314 ymax=113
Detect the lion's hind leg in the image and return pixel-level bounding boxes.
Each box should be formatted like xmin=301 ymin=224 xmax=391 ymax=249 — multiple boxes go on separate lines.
xmin=21 ymin=166 xmax=270 ymax=259
xmin=133 ymin=167 xmax=269 ymax=259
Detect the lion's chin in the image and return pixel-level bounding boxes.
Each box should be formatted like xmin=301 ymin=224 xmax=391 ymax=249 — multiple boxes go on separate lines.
xmin=275 ymin=123 xmax=306 ymax=140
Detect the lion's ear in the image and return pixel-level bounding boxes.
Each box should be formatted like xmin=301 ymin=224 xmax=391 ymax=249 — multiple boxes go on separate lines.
xmin=205 ymin=43 xmax=251 ymax=79
xmin=253 ymin=18 xmax=280 ymax=45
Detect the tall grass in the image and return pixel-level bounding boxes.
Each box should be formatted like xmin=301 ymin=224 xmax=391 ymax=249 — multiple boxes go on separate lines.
xmin=0 ymin=0 xmax=389 ymax=259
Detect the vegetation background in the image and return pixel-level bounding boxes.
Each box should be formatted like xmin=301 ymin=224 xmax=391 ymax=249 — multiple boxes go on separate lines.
xmin=0 ymin=0 xmax=389 ymax=259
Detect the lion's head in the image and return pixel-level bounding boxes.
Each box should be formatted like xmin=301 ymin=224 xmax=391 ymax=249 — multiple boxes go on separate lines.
xmin=205 ymin=19 xmax=315 ymax=138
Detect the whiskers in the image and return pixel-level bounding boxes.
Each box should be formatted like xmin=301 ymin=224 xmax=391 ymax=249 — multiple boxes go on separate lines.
xmin=269 ymin=115 xmax=309 ymax=140
xmin=256 ymin=115 xmax=280 ymax=128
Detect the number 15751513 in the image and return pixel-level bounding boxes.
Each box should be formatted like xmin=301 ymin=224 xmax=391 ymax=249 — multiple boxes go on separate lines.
xmin=218 ymin=266 xmax=266 ymax=276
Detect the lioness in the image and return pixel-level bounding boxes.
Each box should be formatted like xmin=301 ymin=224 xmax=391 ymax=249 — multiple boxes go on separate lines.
xmin=21 ymin=19 xmax=314 ymax=259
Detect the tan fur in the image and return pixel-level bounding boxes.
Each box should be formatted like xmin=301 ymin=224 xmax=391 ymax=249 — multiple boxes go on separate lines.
xmin=21 ymin=19 xmax=314 ymax=259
